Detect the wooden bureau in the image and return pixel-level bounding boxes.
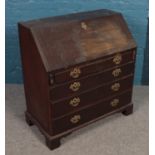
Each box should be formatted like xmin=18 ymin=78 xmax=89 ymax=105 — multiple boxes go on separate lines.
xmin=18 ymin=9 xmax=137 ymax=150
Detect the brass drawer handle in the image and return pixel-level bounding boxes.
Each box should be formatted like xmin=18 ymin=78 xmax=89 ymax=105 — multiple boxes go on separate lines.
xmin=113 ymin=54 xmax=122 ymax=65
xmin=111 ymin=83 xmax=120 ymax=91
xmin=70 ymin=82 xmax=81 ymax=92
xmin=70 ymin=115 xmax=81 ymax=124
xmin=112 ymin=68 xmax=122 ymax=77
xmin=70 ymin=67 xmax=81 ymax=79
xmin=111 ymin=99 xmax=119 ymax=107
xmin=81 ymin=22 xmax=87 ymax=30
xmin=69 ymin=97 xmax=80 ymax=107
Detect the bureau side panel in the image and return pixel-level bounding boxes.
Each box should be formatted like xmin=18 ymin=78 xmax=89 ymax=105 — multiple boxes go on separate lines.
xmin=18 ymin=24 xmax=52 ymax=134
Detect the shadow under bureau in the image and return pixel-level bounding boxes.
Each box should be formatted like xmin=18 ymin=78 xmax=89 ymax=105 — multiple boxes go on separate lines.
xmin=18 ymin=9 xmax=137 ymax=150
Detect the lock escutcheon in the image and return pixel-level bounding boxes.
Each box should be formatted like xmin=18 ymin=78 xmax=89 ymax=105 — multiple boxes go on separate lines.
xmin=81 ymin=22 xmax=88 ymax=30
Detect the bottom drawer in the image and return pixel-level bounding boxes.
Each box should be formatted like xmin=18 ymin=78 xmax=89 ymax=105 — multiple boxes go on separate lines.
xmin=53 ymin=90 xmax=132 ymax=134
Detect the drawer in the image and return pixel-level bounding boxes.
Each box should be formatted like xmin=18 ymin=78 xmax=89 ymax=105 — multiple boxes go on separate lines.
xmin=50 ymin=62 xmax=135 ymax=100
xmin=52 ymin=75 xmax=133 ymax=118
xmin=52 ymin=50 xmax=136 ymax=84
xmin=53 ymin=90 xmax=132 ymax=134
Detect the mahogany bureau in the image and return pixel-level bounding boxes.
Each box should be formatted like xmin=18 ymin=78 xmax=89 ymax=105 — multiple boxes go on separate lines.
xmin=18 ymin=9 xmax=137 ymax=150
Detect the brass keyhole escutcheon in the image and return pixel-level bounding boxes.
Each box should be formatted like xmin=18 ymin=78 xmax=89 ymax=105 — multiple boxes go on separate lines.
xmin=69 ymin=82 xmax=81 ymax=92
xmin=111 ymin=83 xmax=120 ymax=91
xmin=70 ymin=67 xmax=81 ymax=79
xmin=113 ymin=54 xmax=122 ymax=65
xmin=70 ymin=115 xmax=81 ymax=124
xmin=69 ymin=97 xmax=80 ymax=107
xmin=112 ymin=68 xmax=122 ymax=77
xmin=110 ymin=99 xmax=119 ymax=107
xmin=81 ymin=22 xmax=88 ymax=30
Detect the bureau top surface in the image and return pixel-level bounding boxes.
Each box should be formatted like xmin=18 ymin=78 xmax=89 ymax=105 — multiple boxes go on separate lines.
xmin=19 ymin=9 xmax=136 ymax=72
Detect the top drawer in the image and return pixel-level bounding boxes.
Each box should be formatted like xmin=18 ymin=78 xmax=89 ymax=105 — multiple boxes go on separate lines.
xmin=51 ymin=50 xmax=136 ymax=84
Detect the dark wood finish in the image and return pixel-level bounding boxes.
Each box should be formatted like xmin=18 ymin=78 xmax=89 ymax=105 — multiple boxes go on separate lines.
xmin=20 ymin=10 xmax=136 ymax=72
xmin=53 ymin=50 xmax=135 ymax=83
xmin=45 ymin=137 xmax=61 ymax=150
xmin=52 ymin=76 xmax=133 ymax=118
xmin=51 ymin=63 xmax=135 ymax=100
xmin=25 ymin=103 xmax=133 ymax=150
xmin=122 ymin=104 xmax=133 ymax=115
xmin=53 ymin=90 xmax=132 ymax=134
xmin=18 ymin=24 xmax=52 ymax=133
xmin=51 ymin=75 xmax=133 ymax=102
xmin=25 ymin=113 xmax=34 ymax=126
xmin=18 ymin=9 xmax=137 ymax=150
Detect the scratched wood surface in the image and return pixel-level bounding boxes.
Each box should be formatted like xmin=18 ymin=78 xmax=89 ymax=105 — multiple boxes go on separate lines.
xmin=19 ymin=9 xmax=136 ymax=72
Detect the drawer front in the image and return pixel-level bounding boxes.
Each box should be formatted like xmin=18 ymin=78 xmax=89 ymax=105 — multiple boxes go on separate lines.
xmin=51 ymin=62 xmax=135 ymax=101
xmin=52 ymin=75 xmax=133 ymax=118
xmin=53 ymin=50 xmax=135 ymax=84
xmin=53 ymin=90 xmax=132 ymax=134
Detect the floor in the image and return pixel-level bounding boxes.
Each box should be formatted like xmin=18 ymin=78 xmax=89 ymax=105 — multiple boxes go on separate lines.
xmin=5 ymin=85 xmax=149 ymax=155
